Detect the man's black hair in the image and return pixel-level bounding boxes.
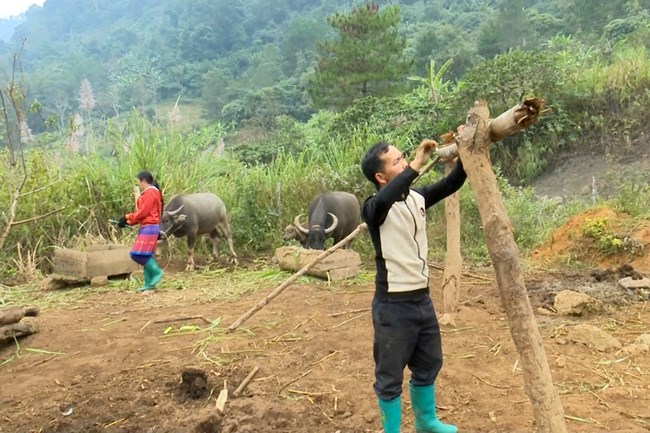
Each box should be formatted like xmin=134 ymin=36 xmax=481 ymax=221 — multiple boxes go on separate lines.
xmin=361 ymin=141 xmax=390 ymax=188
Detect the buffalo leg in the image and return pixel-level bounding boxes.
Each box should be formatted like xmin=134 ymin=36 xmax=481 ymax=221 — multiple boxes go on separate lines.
xmin=186 ymin=234 xmax=196 ymax=271
xmin=217 ymin=220 xmax=238 ymax=264
xmin=209 ymin=229 xmax=220 ymax=261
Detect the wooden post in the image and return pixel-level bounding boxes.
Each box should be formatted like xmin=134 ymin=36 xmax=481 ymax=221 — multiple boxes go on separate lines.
xmin=439 ymin=158 xmax=462 ymax=326
xmin=457 ymin=100 xmax=567 ymax=433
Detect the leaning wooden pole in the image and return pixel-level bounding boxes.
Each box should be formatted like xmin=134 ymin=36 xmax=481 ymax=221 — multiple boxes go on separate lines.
xmin=457 ymin=99 xmax=567 ymax=433
xmin=227 ymin=157 xmax=441 ymax=333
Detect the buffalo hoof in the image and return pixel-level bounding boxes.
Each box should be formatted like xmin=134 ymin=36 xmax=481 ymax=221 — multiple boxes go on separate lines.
xmin=185 ymin=264 xmax=195 ymax=272
xmin=229 ymin=257 xmax=239 ymax=266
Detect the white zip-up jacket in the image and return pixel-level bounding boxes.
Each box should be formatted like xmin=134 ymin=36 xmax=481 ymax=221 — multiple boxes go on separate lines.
xmin=362 ymin=162 xmax=466 ymax=300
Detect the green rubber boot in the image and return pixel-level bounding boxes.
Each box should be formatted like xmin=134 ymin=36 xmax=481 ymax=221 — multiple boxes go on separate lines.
xmin=409 ymin=383 xmax=457 ymax=433
xmin=148 ymin=258 xmax=163 ymax=287
xmin=137 ymin=262 xmax=153 ymax=292
xmin=378 ymin=396 xmax=401 ymax=433
xmin=137 ymin=258 xmax=162 ymax=292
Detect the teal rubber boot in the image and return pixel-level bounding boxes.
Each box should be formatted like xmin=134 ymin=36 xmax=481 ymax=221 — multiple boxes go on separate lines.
xmin=409 ymin=383 xmax=457 ymax=433
xmin=147 ymin=258 xmax=164 ymax=287
xmin=137 ymin=258 xmax=162 ymax=292
xmin=378 ymin=396 xmax=401 ymax=433
xmin=137 ymin=262 xmax=153 ymax=292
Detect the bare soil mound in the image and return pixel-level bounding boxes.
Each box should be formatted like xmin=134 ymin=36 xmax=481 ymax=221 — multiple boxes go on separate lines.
xmin=532 ymin=206 xmax=650 ymax=273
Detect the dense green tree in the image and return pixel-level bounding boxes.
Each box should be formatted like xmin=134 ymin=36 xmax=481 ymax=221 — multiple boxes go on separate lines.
xmin=477 ymin=0 xmax=538 ymax=58
xmin=413 ymin=23 xmax=477 ymax=79
xmin=309 ymin=3 xmax=413 ymax=110
xmin=281 ymin=17 xmax=330 ymax=75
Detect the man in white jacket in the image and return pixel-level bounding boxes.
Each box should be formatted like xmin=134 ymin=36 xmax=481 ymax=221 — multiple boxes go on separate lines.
xmin=361 ymin=139 xmax=465 ymax=433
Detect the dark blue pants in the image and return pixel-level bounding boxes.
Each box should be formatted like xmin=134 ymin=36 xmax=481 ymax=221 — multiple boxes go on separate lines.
xmin=372 ymin=295 xmax=443 ymax=401
xmin=130 ymin=253 xmax=150 ymax=265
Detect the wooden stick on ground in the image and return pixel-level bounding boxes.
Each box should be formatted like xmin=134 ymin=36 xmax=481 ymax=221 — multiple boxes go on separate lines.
xmin=327 ymin=308 xmax=371 ymax=318
xmin=428 ymin=262 xmax=493 ymax=282
xmin=234 ymin=366 xmax=260 ymax=396
xmin=226 ymin=158 xmax=440 ymax=333
xmin=226 ymin=223 xmax=367 ymax=332
xmin=153 ymin=315 xmax=212 ymax=325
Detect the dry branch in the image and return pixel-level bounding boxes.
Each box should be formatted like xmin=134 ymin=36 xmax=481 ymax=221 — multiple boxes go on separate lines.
xmin=331 ymin=312 xmax=369 ymax=329
xmin=428 ymin=262 xmax=492 ymax=281
xmin=327 ymin=308 xmax=371 ymax=317
xmin=234 ymin=366 xmax=260 ymax=396
xmin=19 ymin=179 xmax=62 ymax=198
xmin=457 ymin=99 xmax=567 ymax=433
xmin=152 ymin=315 xmax=212 ymax=325
xmin=11 ymin=206 xmax=68 ymax=227
xmin=277 ymin=369 xmax=312 ymax=395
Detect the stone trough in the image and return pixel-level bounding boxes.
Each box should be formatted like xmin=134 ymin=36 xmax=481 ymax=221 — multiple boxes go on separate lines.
xmin=43 ymin=245 xmax=139 ymax=289
xmin=274 ymin=245 xmax=361 ymax=281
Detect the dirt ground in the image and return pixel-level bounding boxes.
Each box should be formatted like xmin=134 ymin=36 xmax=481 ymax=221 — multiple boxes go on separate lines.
xmin=1 ymin=260 xmax=650 ymax=433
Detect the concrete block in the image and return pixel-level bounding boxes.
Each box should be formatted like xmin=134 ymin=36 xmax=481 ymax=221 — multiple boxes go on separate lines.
xmin=53 ymin=245 xmax=139 ymax=279
xmin=53 ymin=248 xmax=87 ymax=278
xmin=274 ymin=246 xmax=361 ymax=281
xmin=86 ymin=246 xmax=138 ymax=278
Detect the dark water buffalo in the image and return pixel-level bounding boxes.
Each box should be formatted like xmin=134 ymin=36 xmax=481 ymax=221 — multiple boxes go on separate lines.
xmin=292 ymin=191 xmax=360 ymax=250
xmin=160 ymin=192 xmax=237 ymax=270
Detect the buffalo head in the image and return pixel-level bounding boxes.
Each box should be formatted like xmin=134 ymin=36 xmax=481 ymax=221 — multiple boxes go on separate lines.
xmin=160 ymin=204 xmax=186 ymax=237
xmin=283 ymin=224 xmax=307 ymax=246
xmin=293 ymin=213 xmax=338 ymax=250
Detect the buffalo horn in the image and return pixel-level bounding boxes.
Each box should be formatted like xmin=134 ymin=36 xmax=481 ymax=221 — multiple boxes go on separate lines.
xmin=293 ymin=214 xmax=309 ymax=234
xmin=166 ymin=204 xmax=185 ymax=216
xmin=324 ymin=212 xmax=339 ymax=234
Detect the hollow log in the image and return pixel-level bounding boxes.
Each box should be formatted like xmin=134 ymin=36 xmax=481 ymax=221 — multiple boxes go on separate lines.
xmin=457 ymin=100 xmax=567 ymax=433
xmin=0 ymin=306 xmax=40 ymax=326
xmin=488 ymin=98 xmax=546 ymax=142
xmin=0 ymin=320 xmax=39 ymax=342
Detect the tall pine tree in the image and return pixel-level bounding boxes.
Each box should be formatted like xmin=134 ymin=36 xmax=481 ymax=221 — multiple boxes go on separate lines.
xmin=309 ymin=3 xmax=412 ymax=110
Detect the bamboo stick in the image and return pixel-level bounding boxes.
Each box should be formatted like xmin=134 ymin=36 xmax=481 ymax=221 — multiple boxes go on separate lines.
xmin=226 ymin=223 xmax=367 ymax=332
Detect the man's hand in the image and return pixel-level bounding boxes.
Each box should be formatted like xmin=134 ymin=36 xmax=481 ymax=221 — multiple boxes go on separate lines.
xmin=410 ymin=139 xmax=438 ymax=172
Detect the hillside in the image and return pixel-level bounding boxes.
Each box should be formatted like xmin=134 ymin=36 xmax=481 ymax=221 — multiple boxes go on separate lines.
xmin=0 ymin=16 xmax=23 ymax=42
xmin=533 ymin=128 xmax=650 ymax=199
xmin=4 ymin=0 xmax=649 ymax=134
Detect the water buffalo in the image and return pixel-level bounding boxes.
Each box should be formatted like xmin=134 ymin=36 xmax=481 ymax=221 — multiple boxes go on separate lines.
xmin=282 ymin=224 xmax=307 ymax=247
xmin=291 ymin=191 xmax=360 ymax=250
xmin=160 ymin=192 xmax=237 ymax=270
